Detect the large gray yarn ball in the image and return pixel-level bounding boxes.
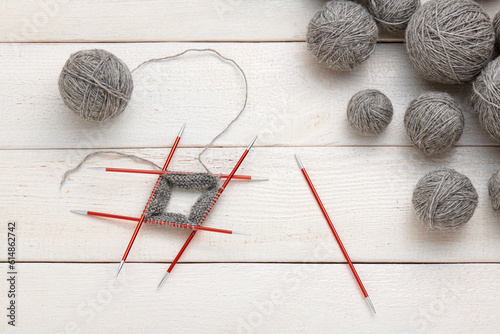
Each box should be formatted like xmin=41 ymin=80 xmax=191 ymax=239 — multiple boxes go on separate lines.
xmin=406 ymin=0 xmax=495 ymax=84
xmin=494 ymin=11 xmax=500 ymax=54
xmin=307 ymin=0 xmax=378 ymax=71
xmin=470 ymin=57 xmax=500 ymax=142
xmin=366 ymin=0 xmax=420 ymax=32
xmin=347 ymin=89 xmax=393 ymax=135
xmin=404 ymin=92 xmax=464 ymax=155
xmin=413 ymin=169 xmax=478 ymax=230
xmin=488 ymin=169 xmax=500 ymax=212
xmin=59 ymin=49 xmax=133 ymax=122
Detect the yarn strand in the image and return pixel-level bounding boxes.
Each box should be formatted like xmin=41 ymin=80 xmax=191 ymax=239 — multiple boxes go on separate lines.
xmin=132 ymin=48 xmax=249 ymax=173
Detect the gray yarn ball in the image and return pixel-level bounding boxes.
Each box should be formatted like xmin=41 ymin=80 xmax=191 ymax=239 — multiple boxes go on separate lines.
xmin=470 ymin=57 xmax=500 ymax=142
xmin=488 ymin=169 xmax=500 ymax=212
xmin=307 ymin=0 xmax=378 ymax=71
xmin=347 ymin=89 xmax=393 ymax=135
xmin=412 ymin=169 xmax=478 ymax=230
xmin=494 ymin=11 xmax=500 ymax=54
xmin=405 ymin=0 xmax=495 ymax=84
xmin=404 ymin=92 xmax=464 ymax=155
xmin=59 ymin=49 xmax=133 ymax=122
xmin=366 ymin=0 xmax=420 ymax=32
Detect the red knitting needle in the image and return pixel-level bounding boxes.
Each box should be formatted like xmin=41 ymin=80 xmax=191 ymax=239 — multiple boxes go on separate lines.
xmin=88 ymin=167 xmax=268 ymax=181
xmin=70 ymin=210 xmax=250 ymax=236
xmin=116 ymin=123 xmax=185 ymax=277
xmin=157 ymin=136 xmax=257 ymax=287
xmin=294 ymin=154 xmax=376 ymax=315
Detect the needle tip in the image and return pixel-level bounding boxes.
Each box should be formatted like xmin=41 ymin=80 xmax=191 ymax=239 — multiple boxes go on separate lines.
xmin=366 ymin=296 xmax=376 ymax=315
xmin=232 ymin=231 xmax=251 ymax=236
xmin=88 ymin=167 xmax=106 ymax=171
xmin=116 ymin=261 xmax=125 ymax=277
xmin=178 ymin=123 xmax=186 ymax=137
xmin=158 ymin=272 xmax=169 ymax=288
xmin=251 ymin=176 xmax=269 ymax=181
xmin=247 ymin=136 xmax=258 ymax=151
xmin=70 ymin=210 xmax=87 ymax=215
xmin=294 ymin=154 xmax=304 ymax=169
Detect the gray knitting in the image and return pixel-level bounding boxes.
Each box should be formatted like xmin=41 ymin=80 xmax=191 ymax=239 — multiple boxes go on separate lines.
xmin=145 ymin=172 xmax=220 ymax=226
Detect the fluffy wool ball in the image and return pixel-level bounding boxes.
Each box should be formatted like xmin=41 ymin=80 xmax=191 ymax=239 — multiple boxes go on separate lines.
xmin=404 ymin=92 xmax=464 ymax=155
xmin=347 ymin=89 xmax=393 ymax=135
xmin=307 ymin=0 xmax=378 ymax=71
xmin=406 ymin=0 xmax=495 ymax=84
xmin=488 ymin=169 xmax=500 ymax=212
xmin=366 ymin=0 xmax=420 ymax=32
xmin=59 ymin=49 xmax=133 ymax=122
xmin=413 ymin=169 xmax=478 ymax=230
xmin=470 ymin=57 xmax=500 ymax=142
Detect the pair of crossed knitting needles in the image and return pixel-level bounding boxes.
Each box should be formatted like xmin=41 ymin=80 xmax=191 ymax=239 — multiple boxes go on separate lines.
xmin=71 ymin=124 xmax=261 ymax=287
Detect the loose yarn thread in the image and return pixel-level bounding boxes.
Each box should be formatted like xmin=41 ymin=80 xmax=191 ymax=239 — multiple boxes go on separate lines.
xmin=130 ymin=48 xmax=249 ymax=173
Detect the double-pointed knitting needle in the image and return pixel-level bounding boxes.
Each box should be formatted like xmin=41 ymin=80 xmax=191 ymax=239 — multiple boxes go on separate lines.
xmin=294 ymin=154 xmax=376 ymax=315
xmin=116 ymin=123 xmax=185 ymax=277
xmin=157 ymin=136 xmax=258 ymax=288
xmin=88 ymin=167 xmax=268 ymax=181
xmin=70 ymin=209 xmax=250 ymax=236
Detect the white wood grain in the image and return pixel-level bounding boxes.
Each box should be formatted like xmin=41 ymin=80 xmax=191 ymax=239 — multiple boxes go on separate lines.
xmin=1 ymin=42 xmax=499 ymax=150
xmin=1 ymin=262 xmax=499 ymax=333
xmin=3 ymin=146 xmax=500 ymax=263
xmin=0 ymin=0 xmax=498 ymax=42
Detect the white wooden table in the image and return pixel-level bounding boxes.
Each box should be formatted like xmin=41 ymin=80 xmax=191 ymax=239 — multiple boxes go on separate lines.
xmin=1 ymin=1 xmax=500 ymax=333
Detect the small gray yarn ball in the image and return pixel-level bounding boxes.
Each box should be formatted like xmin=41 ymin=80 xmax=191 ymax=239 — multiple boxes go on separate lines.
xmin=59 ymin=49 xmax=133 ymax=122
xmin=405 ymin=0 xmax=495 ymax=84
xmin=307 ymin=0 xmax=378 ymax=71
xmin=347 ymin=89 xmax=393 ymax=135
xmin=412 ymin=169 xmax=478 ymax=230
xmin=470 ymin=57 xmax=500 ymax=142
xmin=488 ymin=169 xmax=500 ymax=212
xmin=366 ymin=0 xmax=420 ymax=32
xmin=494 ymin=11 xmax=500 ymax=54
xmin=404 ymin=92 xmax=464 ymax=155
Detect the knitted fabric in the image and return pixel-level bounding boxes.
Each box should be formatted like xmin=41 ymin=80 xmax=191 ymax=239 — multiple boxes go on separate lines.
xmin=144 ymin=172 xmax=220 ymax=226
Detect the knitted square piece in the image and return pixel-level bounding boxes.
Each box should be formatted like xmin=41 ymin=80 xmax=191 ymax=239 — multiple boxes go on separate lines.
xmin=144 ymin=172 xmax=220 ymax=226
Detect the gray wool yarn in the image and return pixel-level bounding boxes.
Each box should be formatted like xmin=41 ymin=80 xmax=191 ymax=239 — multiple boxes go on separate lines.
xmin=307 ymin=0 xmax=378 ymax=71
xmin=347 ymin=89 xmax=393 ymax=135
xmin=145 ymin=172 xmax=220 ymax=226
xmin=404 ymin=92 xmax=464 ymax=155
xmin=470 ymin=57 xmax=500 ymax=142
xmin=366 ymin=0 xmax=420 ymax=32
xmin=412 ymin=169 xmax=478 ymax=230
xmin=488 ymin=169 xmax=500 ymax=212
xmin=59 ymin=49 xmax=133 ymax=122
xmin=405 ymin=0 xmax=495 ymax=84
xmin=494 ymin=11 xmax=500 ymax=54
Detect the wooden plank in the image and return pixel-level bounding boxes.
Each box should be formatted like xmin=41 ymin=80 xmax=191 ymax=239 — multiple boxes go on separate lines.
xmin=0 ymin=0 xmax=498 ymax=42
xmin=1 ymin=262 xmax=499 ymax=333
xmin=1 ymin=42 xmax=499 ymax=150
xmin=3 ymin=146 xmax=500 ymax=263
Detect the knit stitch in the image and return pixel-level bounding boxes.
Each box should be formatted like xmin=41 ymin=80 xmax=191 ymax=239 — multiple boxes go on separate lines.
xmin=145 ymin=172 xmax=220 ymax=226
